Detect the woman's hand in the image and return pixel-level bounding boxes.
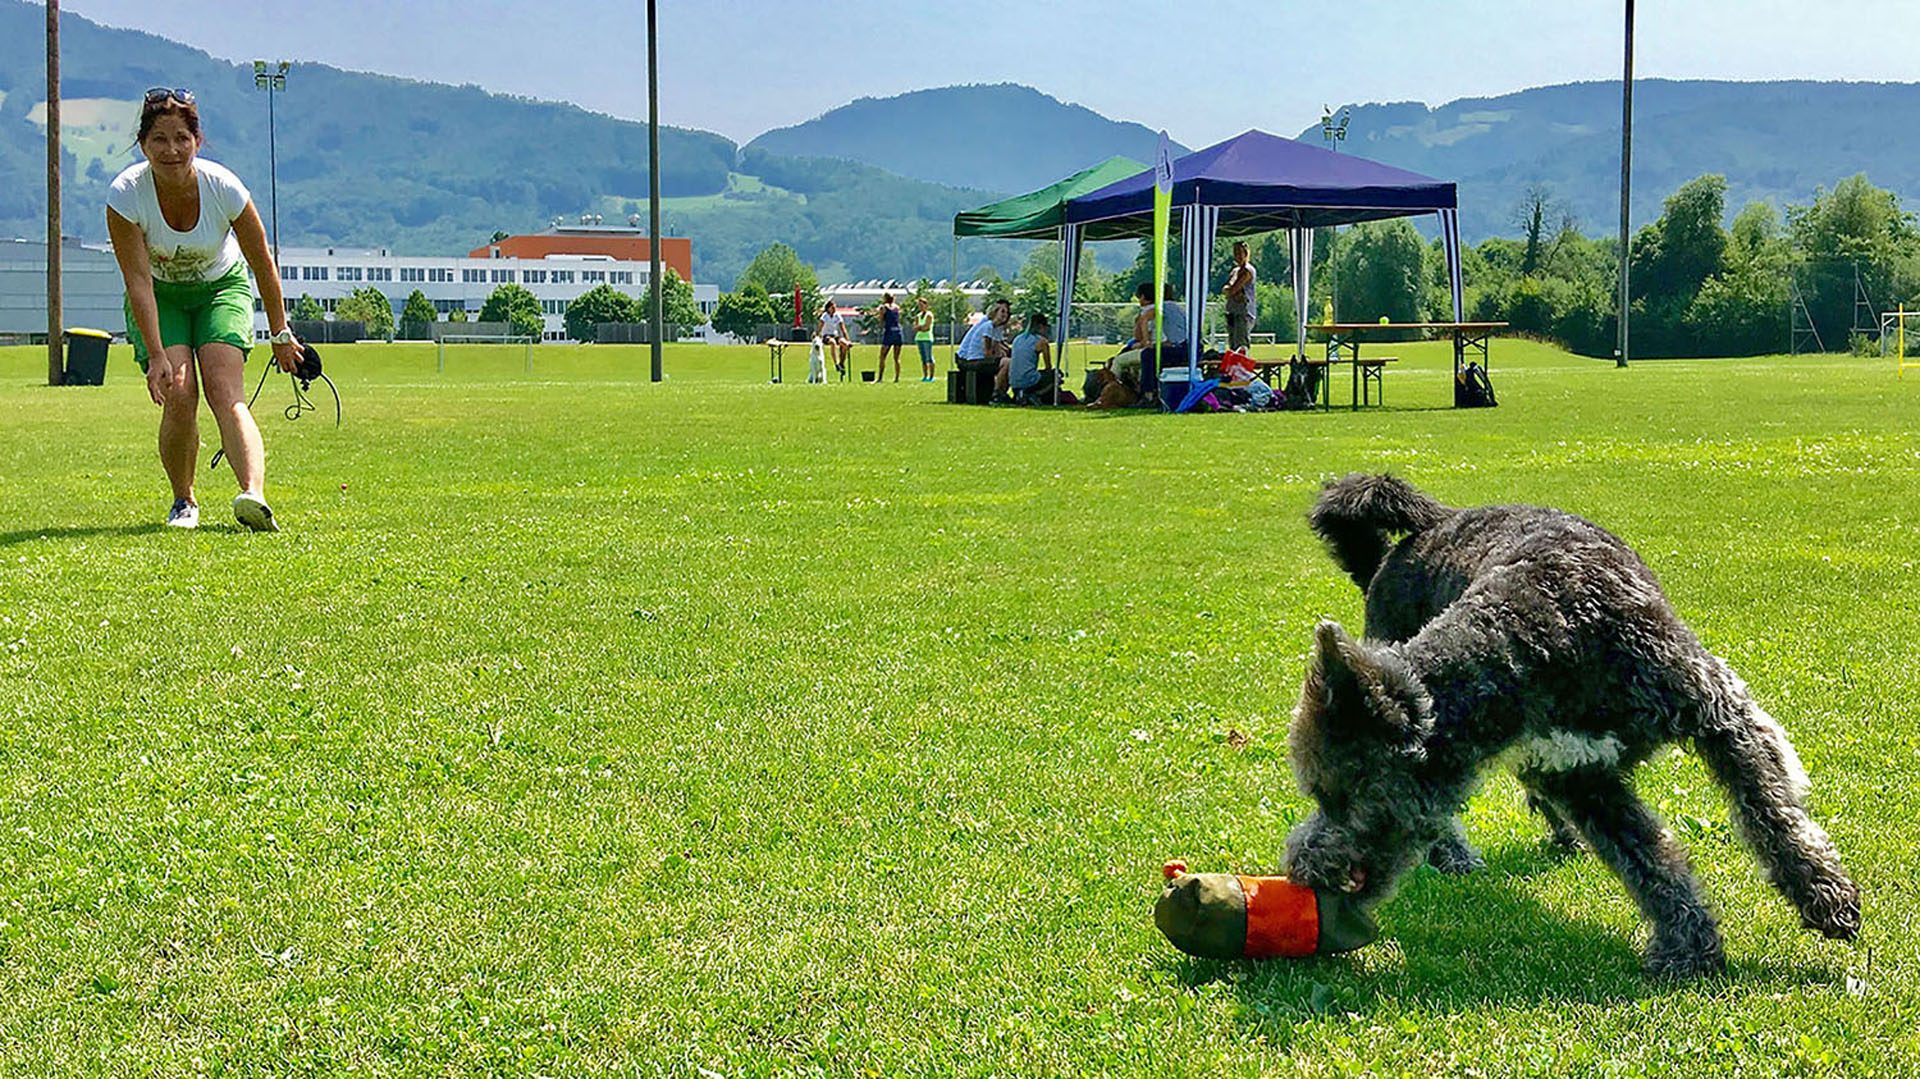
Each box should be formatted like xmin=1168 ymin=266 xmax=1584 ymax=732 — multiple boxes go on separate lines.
xmin=270 ymin=336 xmax=301 ymax=373
xmin=146 ymin=353 xmax=184 ymax=407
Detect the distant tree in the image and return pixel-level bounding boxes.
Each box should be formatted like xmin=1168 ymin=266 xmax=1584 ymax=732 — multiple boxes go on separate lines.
xmin=400 ymin=289 xmax=437 ymax=334
xmin=642 ymin=267 xmax=706 ymax=328
xmin=710 ymin=283 xmax=777 ymax=340
xmin=1253 ymin=280 xmax=1297 ymax=341
xmin=1512 ymin=183 xmax=1576 ymax=278
xmin=479 ymin=283 xmax=545 ymax=338
xmin=1625 ymin=175 xmax=1730 ymax=355
xmin=736 ymin=243 xmax=822 ymax=320
xmin=490 ymin=230 xmax=510 ymax=244
xmin=1012 ymin=260 xmax=1058 ymax=323
xmin=292 ymin=294 xmax=324 ymax=322
xmin=564 ymin=283 xmax=642 ymax=341
xmin=972 ymin=266 xmax=1013 ymax=309
xmin=448 ymin=307 xmax=469 ymax=323
xmin=335 ymin=287 xmax=395 ymax=338
xmin=1330 ymin=219 xmax=1428 ymax=327
xmin=932 ymin=283 xmax=973 ymax=327
xmin=1787 ymin=174 xmax=1920 ymax=348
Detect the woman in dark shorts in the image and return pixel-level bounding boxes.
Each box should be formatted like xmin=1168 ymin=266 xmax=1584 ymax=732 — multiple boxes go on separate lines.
xmin=105 ymin=87 xmax=301 ymax=531
xmin=875 ymin=292 xmax=904 ymax=383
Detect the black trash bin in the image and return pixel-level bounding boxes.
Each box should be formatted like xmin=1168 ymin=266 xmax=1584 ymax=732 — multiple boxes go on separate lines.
xmin=63 ymin=328 xmax=111 ymax=386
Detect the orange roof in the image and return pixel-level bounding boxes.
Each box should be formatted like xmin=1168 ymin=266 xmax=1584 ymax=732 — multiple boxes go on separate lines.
xmin=468 ymin=233 xmax=692 ymax=281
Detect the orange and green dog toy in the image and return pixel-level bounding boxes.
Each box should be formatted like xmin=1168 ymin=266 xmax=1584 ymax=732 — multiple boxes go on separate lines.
xmin=1154 ymin=860 xmax=1378 ymax=959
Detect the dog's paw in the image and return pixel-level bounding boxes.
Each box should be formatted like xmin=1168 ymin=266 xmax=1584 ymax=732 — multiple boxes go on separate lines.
xmin=1643 ymin=934 xmax=1726 ymax=980
xmin=1801 ymin=879 xmax=1862 ymax=941
xmin=1426 ymin=836 xmax=1485 ymax=875
xmin=1545 ymin=828 xmax=1584 ymax=856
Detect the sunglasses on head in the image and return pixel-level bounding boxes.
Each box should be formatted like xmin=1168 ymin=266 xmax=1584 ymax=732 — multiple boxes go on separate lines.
xmin=143 ymin=87 xmax=194 ymax=106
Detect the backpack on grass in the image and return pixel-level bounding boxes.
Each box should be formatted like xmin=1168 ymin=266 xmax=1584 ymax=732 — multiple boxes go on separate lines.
xmin=1454 ymin=362 xmax=1497 ymax=408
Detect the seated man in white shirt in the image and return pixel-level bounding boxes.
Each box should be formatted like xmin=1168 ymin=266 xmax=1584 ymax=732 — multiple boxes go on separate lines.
xmin=954 ymin=299 xmax=1014 ymax=380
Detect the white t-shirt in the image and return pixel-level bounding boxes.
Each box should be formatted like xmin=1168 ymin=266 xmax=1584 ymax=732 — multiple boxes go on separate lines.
xmin=955 ymin=316 xmax=1006 ymax=360
xmin=818 ymin=312 xmax=845 ymax=339
xmin=106 ymin=159 xmax=252 ymax=283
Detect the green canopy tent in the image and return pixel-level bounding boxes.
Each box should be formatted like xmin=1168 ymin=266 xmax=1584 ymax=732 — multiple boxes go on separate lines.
xmin=950 ymin=156 xmax=1147 ymax=396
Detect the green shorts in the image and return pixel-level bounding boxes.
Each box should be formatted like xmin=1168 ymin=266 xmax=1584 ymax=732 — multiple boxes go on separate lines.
xmin=126 ymin=265 xmax=256 ymax=372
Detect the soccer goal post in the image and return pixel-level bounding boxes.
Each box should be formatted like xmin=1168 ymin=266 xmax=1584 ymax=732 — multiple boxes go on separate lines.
xmin=1882 ymin=306 xmax=1920 ymax=378
xmin=436 ymin=334 xmax=537 ymax=374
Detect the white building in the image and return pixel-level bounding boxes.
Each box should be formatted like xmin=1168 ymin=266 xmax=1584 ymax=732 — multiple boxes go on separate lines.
xmin=0 ymin=237 xmax=125 ymax=339
xmin=1 ymin=226 xmax=717 ymax=344
xmin=269 ymin=242 xmax=718 ymax=341
xmin=821 ymin=279 xmax=991 ymax=313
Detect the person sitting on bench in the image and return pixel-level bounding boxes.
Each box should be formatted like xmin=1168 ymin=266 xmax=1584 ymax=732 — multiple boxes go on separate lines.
xmin=1008 ymin=312 xmax=1058 ymax=404
xmin=1109 ymin=281 xmax=1187 ymax=389
xmin=955 ymin=299 xmax=1012 ymax=375
xmin=817 ymin=300 xmax=852 ymax=379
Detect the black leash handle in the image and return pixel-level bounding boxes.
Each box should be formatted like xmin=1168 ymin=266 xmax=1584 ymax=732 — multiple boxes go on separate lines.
xmin=210 ymin=363 xmax=342 ymax=471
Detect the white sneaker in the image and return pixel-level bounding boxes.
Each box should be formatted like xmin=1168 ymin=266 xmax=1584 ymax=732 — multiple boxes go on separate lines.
xmin=232 ymin=491 xmax=279 ymax=533
xmin=165 ymin=498 xmax=199 ymax=529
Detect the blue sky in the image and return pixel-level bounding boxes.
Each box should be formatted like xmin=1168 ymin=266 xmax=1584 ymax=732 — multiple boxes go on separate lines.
xmin=55 ymin=0 xmax=1920 ymax=147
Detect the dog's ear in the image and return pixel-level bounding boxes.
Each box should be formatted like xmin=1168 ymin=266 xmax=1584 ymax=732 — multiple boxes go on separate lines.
xmin=1308 ymin=620 xmax=1430 ymax=746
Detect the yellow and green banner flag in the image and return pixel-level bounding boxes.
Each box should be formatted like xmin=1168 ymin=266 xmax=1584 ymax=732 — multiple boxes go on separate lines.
xmin=1152 ymin=131 xmax=1172 ymax=353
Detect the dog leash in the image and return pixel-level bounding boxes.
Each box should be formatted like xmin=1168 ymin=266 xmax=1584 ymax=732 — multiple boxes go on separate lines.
xmin=210 ymin=344 xmax=341 ymax=471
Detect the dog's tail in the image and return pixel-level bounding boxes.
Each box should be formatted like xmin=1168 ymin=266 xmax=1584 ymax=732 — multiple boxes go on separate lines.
xmin=1307 ymin=473 xmax=1452 ymax=590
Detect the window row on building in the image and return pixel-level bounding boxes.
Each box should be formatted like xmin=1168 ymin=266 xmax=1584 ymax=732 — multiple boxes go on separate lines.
xmin=275 ymin=265 xmax=638 ymax=293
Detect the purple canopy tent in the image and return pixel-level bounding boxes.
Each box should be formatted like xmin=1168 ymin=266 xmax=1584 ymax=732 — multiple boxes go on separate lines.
xmin=1060 ymin=130 xmax=1466 ymax=389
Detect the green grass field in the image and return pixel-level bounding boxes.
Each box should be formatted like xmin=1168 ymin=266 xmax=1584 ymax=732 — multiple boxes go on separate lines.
xmin=2 ymin=338 xmax=1916 ymax=1076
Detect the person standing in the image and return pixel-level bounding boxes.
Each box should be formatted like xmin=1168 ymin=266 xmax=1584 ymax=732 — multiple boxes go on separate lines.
xmin=105 ymin=87 xmax=301 ymax=531
xmin=1223 ymin=240 xmax=1258 ymax=353
xmin=913 ymin=294 xmax=936 ymax=382
xmin=875 ymin=292 xmax=904 ymax=383
xmin=817 ymin=300 xmax=852 ymax=381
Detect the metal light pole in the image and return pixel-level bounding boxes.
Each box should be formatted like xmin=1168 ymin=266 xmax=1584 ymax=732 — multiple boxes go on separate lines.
xmin=46 ymin=0 xmax=61 ymax=386
xmin=646 ymin=0 xmax=664 ymax=382
xmin=1616 ymin=0 xmax=1634 ymax=368
xmin=1321 ymin=105 xmax=1349 ymax=324
xmin=253 ymin=61 xmax=288 ymax=262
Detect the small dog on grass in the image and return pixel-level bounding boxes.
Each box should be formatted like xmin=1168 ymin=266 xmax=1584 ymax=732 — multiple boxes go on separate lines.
xmin=1284 ymin=474 xmax=1860 ymax=977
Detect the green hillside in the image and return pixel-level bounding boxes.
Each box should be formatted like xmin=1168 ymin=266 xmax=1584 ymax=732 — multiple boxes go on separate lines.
xmin=1309 ymin=79 xmax=1920 ymax=238
xmin=747 ymin=83 xmax=1180 ymax=195
xmin=0 ymin=2 xmax=741 ymax=254
xmin=0 ymin=0 xmax=1029 ymax=288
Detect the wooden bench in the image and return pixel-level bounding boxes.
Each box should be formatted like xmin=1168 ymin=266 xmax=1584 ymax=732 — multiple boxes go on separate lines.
xmin=1356 ymin=356 xmax=1398 ymax=407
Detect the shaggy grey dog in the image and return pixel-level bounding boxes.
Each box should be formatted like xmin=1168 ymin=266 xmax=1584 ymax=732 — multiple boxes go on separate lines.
xmin=1283 ymin=474 xmax=1860 ymax=977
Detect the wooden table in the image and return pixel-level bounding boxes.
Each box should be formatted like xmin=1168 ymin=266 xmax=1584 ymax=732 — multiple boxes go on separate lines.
xmin=1317 ymin=322 xmax=1509 ymax=409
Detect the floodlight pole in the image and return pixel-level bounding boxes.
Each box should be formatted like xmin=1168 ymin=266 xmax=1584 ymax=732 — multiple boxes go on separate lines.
xmin=46 ymin=0 xmax=61 ymax=386
xmin=254 ymin=61 xmax=288 ymax=263
xmin=647 ymin=0 xmax=664 ymax=383
xmin=1616 ymin=0 xmax=1634 ymax=368
xmin=1321 ymin=107 xmax=1349 ymax=325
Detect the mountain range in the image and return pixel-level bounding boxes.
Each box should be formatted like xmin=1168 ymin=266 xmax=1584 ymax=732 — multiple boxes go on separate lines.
xmin=747 ymin=84 xmax=1183 ymax=196
xmin=5 ymin=0 xmax=1920 ymax=290
xmin=1301 ymin=79 xmax=1920 ymax=240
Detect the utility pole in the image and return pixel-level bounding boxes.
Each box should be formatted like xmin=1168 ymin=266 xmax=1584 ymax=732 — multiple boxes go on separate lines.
xmin=647 ymin=0 xmax=664 ymax=383
xmin=46 ymin=0 xmax=62 ymax=386
xmin=1616 ymin=0 xmax=1634 ymax=369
